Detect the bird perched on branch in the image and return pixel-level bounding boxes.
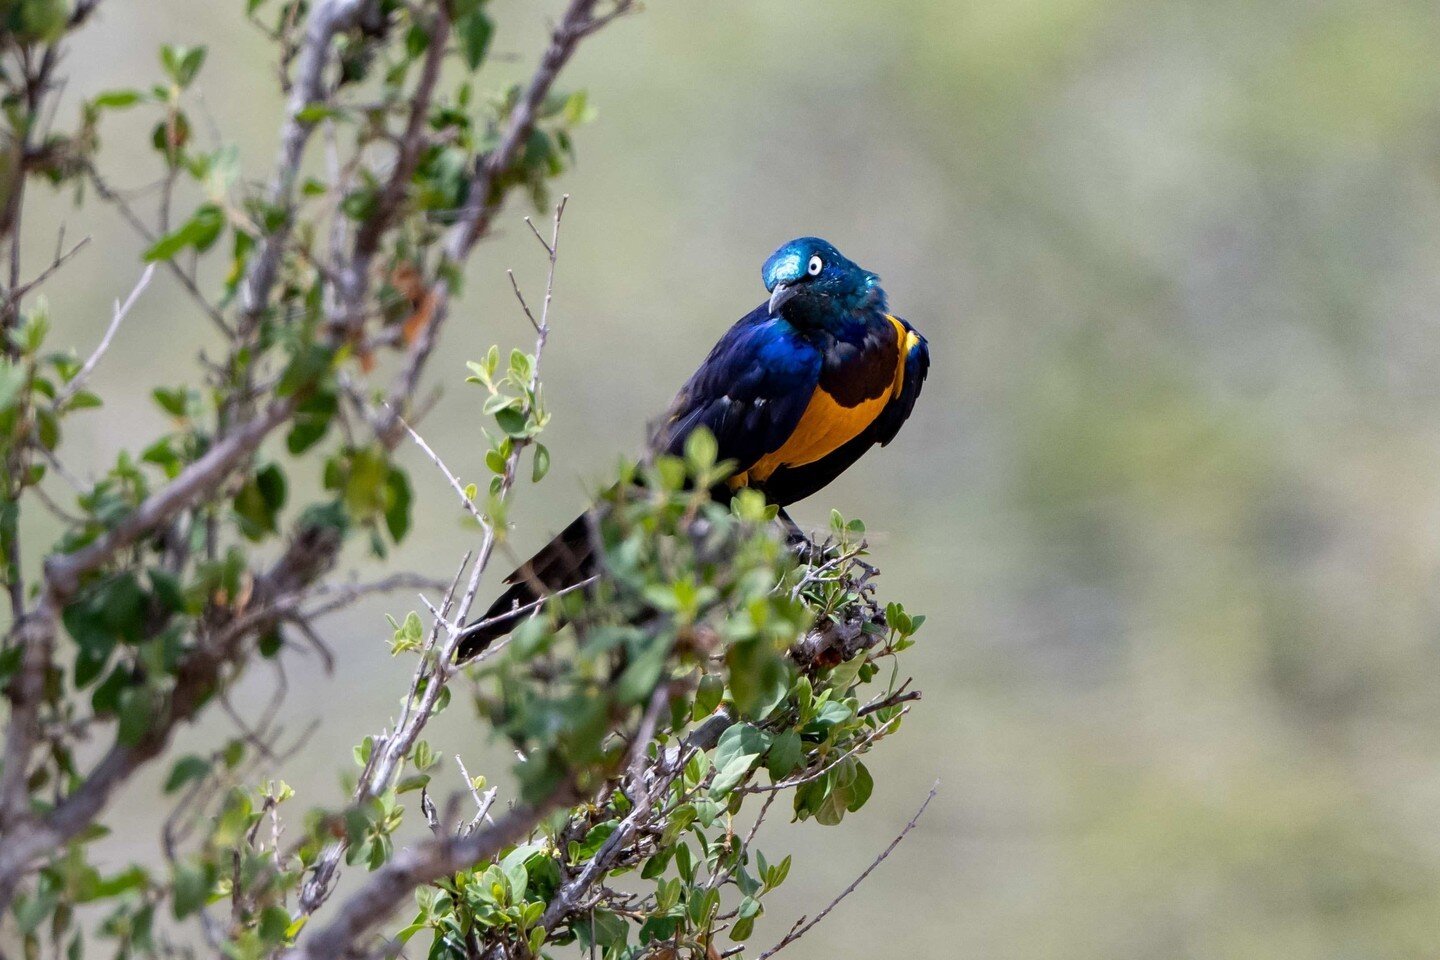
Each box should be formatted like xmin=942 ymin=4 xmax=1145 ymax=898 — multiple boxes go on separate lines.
xmin=457 ymin=237 xmax=929 ymax=660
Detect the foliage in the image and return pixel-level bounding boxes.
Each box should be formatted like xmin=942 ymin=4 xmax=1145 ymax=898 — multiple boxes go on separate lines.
xmin=0 ymin=3 xmax=927 ymax=960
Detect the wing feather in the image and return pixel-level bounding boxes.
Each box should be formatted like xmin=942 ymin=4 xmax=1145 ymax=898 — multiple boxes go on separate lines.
xmin=650 ymin=305 xmax=820 ymax=473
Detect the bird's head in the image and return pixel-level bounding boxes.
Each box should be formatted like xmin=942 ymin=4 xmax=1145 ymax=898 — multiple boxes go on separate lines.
xmin=762 ymin=237 xmax=883 ymax=325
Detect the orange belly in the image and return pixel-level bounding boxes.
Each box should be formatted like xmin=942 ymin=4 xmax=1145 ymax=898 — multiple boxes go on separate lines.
xmin=733 ymin=315 xmax=913 ymax=486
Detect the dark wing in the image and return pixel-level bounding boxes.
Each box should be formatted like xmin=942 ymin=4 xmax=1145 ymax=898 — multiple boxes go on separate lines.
xmin=755 ymin=317 xmax=928 ymax=506
xmin=651 ymin=304 xmax=821 ymax=473
xmin=870 ymin=316 xmax=929 ymax=446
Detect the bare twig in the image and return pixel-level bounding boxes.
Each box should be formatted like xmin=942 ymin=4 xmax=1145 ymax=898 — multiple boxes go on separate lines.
xmin=538 ymin=685 xmax=681 ymax=932
xmin=391 ymin=408 xmax=486 ymax=525
xmin=55 ymin=264 xmax=155 ymax=406
xmin=300 ymin=572 xmax=451 ymax=619
xmin=454 ymin=574 xmax=598 ymax=643
xmin=85 ymin=166 xmax=232 ymax=336
xmin=4 ymin=234 xmax=90 ymax=304
xmin=455 ymin=755 xmax=498 ymax=833
xmin=856 ymin=687 xmax=922 ymax=719
xmin=296 ymin=195 xmax=570 ymax=923
xmin=754 ymin=782 xmax=940 ymax=960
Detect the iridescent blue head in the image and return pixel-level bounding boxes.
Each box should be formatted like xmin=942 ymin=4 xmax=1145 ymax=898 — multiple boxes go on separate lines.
xmin=762 ymin=237 xmax=884 ymax=325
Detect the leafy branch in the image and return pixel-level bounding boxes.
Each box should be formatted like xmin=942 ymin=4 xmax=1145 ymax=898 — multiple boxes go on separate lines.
xmin=0 ymin=3 xmax=935 ymax=960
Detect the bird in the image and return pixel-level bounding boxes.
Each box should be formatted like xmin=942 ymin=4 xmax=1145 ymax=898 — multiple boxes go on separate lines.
xmin=456 ymin=237 xmax=929 ymax=661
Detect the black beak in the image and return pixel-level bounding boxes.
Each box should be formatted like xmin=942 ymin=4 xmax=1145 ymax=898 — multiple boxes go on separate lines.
xmin=768 ymin=282 xmax=797 ymax=315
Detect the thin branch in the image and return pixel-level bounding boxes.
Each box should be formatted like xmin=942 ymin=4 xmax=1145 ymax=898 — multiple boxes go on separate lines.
xmin=391 ymin=409 xmax=486 ymax=525
xmin=454 ymin=574 xmax=597 ymax=643
xmin=538 ymin=685 xmax=680 ymax=932
xmin=741 ymin=711 xmax=907 ymax=796
xmin=242 ymin=0 xmax=369 ymax=327
xmin=68 ymin=0 xmax=107 ymax=28
xmin=296 ymin=552 xmax=471 ymax=915
xmin=375 ymin=0 xmax=629 ymax=443
xmin=856 ymin=687 xmax=921 ymax=719
xmin=85 ymin=166 xmax=232 ymax=336
xmin=334 ymin=2 xmax=451 ymax=334
xmin=455 ymin=755 xmax=497 ymax=834
xmin=43 ymin=395 xmax=297 ymax=600
xmin=754 ymin=782 xmax=940 ymax=960
xmin=55 ymin=263 xmax=155 ymax=406
xmin=4 ymin=234 xmax=90 ymax=303
xmin=296 ymin=195 xmax=571 ymax=920
xmin=300 ymin=573 xmax=451 ymax=619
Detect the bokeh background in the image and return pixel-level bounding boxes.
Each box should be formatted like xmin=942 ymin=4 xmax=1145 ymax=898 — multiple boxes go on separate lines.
xmin=14 ymin=0 xmax=1440 ymax=956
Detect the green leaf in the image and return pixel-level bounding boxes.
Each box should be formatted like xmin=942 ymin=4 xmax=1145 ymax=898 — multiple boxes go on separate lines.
xmin=164 ymin=755 xmax=211 ymax=794
xmin=258 ymin=906 xmax=291 ymax=943
xmin=384 ymin=467 xmax=413 ymax=543
xmin=846 ymin=761 xmax=874 ymax=812
xmin=233 ymin=464 xmax=287 ymax=540
xmin=8 ymin=0 xmax=67 ymax=43
xmin=709 ymin=723 xmax=772 ymax=798
xmin=457 ymin=10 xmax=493 ymax=70
xmin=171 ymin=863 xmax=210 ymax=918
xmin=563 ymin=90 xmax=597 ymax=125
xmin=258 ymin=627 xmax=283 ymax=658
xmin=684 ymin=426 xmax=717 ymax=472
xmin=576 ymin=911 xmax=627 ymax=953
xmin=731 ymin=896 xmax=762 ymax=941
xmin=396 ymin=774 xmax=430 ymax=794
xmin=340 ymin=186 xmax=379 ymax=221
xmin=693 ymin=672 xmax=724 ymax=719
xmin=531 ymin=442 xmax=550 ymax=483
xmin=295 ymin=104 xmax=342 ymax=124
xmin=160 ymin=45 xmax=208 ymax=87
xmin=826 ymin=655 xmax=866 ymax=693
xmin=92 ymin=89 xmax=143 ymax=110
xmin=287 ymin=388 xmax=337 ymax=454
xmin=726 ymin=639 xmax=789 ymax=720
xmin=765 ymin=729 xmax=804 ymax=779
xmin=117 ymin=687 xmax=152 ymax=747
xmin=277 ymin=343 xmax=333 ymax=397
xmin=494 ymin=406 xmax=527 ymax=437
xmin=614 ymin=637 xmax=670 ymax=705
xmin=143 ymin=204 xmax=224 ymax=261
xmin=151 ymin=386 xmax=191 ymax=418
xmin=0 ymin=360 xmax=25 ymax=411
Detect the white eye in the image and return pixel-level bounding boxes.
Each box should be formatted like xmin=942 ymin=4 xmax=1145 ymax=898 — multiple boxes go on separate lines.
xmin=807 ymin=255 xmax=824 ymax=276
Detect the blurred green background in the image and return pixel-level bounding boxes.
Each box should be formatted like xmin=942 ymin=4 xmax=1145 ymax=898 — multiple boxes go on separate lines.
xmin=17 ymin=0 xmax=1440 ymax=956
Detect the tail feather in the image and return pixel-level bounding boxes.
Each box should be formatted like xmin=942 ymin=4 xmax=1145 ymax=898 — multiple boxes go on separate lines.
xmin=455 ymin=512 xmax=595 ymax=662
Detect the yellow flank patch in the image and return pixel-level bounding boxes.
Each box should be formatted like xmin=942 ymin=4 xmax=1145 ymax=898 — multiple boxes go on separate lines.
xmin=743 ymin=319 xmax=911 ymax=484
xmin=889 ymin=314 xmax=921 ymax=357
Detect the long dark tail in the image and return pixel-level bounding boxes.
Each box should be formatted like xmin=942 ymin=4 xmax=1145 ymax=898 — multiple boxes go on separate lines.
xmin=455 ymin=512 xmax=596 ymax=662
